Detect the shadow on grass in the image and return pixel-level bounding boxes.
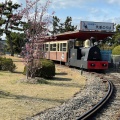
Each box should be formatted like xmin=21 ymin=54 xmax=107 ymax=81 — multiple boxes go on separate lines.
xmin=48 ymin=82 xmax=83 ymax=88
xmin=17 ymin=77 xmax=71 ymax=84
xmin=0 ymin=90 xmax=65 ymax=103
xmin=38 ymin=78 xmax=82 ymax=88
xmin=13 ymin=60 xmax=23 ymax=62
xmin=55 ymin=72 xmax=68 ymax=75
xmin=52 ymin=77 xmax=71 ymax=81
xmin=18 ymin=77 xmax=82 ymax=88
xmin=13 ymin=71 xmax=23 ymax=74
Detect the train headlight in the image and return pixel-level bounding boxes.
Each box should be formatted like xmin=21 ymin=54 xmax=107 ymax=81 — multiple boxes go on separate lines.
xmin=91 ymin=63 xmax=95 ymax=67
xmin=102 ymin=64 xmax=107 ymax=67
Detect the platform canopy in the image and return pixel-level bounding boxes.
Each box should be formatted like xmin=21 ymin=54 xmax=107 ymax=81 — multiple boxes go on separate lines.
xmin=53 ymin=30 xmax=115 ymax=41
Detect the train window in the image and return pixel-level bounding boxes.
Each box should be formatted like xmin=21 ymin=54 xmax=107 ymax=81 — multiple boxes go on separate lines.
xmin=60 ymin=43 xmax=62 ymax=51
xmin=60 ymin=43 xmax=67 ymax=51
xmin=69 ymin=41 xmax=74 ymax=48
xmin=53 ymin=44 xmax=56 ymax=47
xmin=63 ymin=43 xmax=66 ymax=47
xmin=63 ymin=48 xmax=66 ymax=51
xmin=50 ymin=43 xmax=56 ymax=51
xmin=53 ymin=44 xmax=56 ymax=51
xmin=62 ymin=43 xmax=67 ymax=51
xmin=75 ymin=39 xmax=84 ymax=47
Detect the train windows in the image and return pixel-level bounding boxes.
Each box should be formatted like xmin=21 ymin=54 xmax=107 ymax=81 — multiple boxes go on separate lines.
xmin=50 ymin=43 xmax=56 ymax=51
xmin=60 ymin=43 xmax=67 ymax=51
xmin=44 ymin=41 xmax=68 ymax=52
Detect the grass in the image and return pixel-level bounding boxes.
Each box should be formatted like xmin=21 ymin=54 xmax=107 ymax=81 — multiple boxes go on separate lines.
xmin=0 ymin=55 xmax=86 ymax=120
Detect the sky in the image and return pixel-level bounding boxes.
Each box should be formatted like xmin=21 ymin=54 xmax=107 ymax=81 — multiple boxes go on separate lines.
xmin=0 ymin=0 xmax=120 ymax=31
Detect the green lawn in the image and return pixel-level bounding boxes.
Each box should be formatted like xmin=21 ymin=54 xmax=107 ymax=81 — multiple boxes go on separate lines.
xmin=0 ymin=55 xmax=86 ymax=120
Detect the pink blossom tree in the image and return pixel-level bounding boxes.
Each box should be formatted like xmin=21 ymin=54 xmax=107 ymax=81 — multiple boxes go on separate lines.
xmin=21 ymin=0 xmax=55 ymax=79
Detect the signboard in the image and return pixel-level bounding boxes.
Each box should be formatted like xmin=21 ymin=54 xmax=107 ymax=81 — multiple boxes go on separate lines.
xmin=61 ymin=53 xmax=64 ymax=60
xmin=80 ymin=21 xmax=114 ymax=31
xmin=100 ymin=50 xmax=112 ymax=63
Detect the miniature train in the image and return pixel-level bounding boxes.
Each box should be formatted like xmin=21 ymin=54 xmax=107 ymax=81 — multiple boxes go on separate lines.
xmin=43 ymin=39 xmax=108 ymax=70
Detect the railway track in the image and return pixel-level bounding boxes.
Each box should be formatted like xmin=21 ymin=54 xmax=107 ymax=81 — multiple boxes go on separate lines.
xmin=87 ymin=70 xmax=120 ymax=120
xmin=77 ymin=79 xmax=113 ymax=120
xmin=26 ymin=66 xmax=120 ymax=120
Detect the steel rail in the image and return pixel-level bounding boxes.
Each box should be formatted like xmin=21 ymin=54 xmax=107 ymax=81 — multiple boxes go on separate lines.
xmin=77 ymin=80 xmax=113 ymax=120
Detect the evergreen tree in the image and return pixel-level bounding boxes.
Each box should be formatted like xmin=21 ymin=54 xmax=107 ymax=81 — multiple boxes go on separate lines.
xmin=6 ymin=32 xmax=25 ymax=54
xmin=52 ymin=16 xmax=77 ymax=34
xmin=52 ymin=16 xmax=60 ymax=35
xmin=0 ymin=0 xmax=25 ymax=56
xmin=116 ymin=24 xmax=120 ymax=32
xmin=112 ymin=24 xmax=120 ymax=46
xmin=59 ymin=23 xmax=65 ymax=33
xmin=64 ymin=16 xmax=77 ymax=32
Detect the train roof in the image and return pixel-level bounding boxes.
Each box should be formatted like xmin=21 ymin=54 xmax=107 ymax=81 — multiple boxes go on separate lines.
xmin=49 ymin=30 xmax=115 ymax=41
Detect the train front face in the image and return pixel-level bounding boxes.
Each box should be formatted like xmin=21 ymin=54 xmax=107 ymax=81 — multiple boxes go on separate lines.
xmin=87 ymin=46 xmax=108 ymax=70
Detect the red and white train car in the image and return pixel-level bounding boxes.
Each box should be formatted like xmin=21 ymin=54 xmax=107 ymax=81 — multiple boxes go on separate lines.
xmin=44 ymin=40 xmax=68 ymax=62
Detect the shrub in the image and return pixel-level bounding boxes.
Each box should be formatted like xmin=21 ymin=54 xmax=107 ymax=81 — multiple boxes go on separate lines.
xmin=112 ymin=45 xmax=120 ymax=55
xmin=0 ymin=57 xmax=16 ymax=72
xmin=37 ymin=59 xmax=55 ymax=78
xmin=23 ymin=59 xmax=55 ymax=78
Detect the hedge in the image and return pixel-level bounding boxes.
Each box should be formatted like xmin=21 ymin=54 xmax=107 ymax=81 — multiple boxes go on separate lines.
xmin=112 ymin=45 xmax=120 ymax=55
xmin=0 ymin=57 xmax=16 ymax=72
xmin=23 ymin=59 xmax=55 ymax=78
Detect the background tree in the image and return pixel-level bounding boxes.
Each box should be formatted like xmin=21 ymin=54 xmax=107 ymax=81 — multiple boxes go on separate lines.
xmin=0 ymin=0 xmax=25 ymax=56
xmin=116 ymin=24 xmax=120 ymax=32
xmin=64 ymin=16 xmax=77 ymax=32
xmin=98 ymin=24 xmax=120 ymax=50
xmin=111 ymin=24 xmax=120 ymax=46
xmin=6 ymin=32 xmax=25 ymax=54
xmin=59 ymin=23 xmax=65 ymax=33
xmin=52 ymin=16 xmax=77 ymax=34
xmin=52 ymin=16 xmax=60 ymax=35
xmin=0 ymin=38 xmax=5 ymax=55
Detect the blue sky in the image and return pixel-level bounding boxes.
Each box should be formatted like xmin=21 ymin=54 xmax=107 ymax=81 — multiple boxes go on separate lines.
xmin=0 ymin=0 xmax=120 ymax=30
xmin=49 ymin=0 xmax=120 ymax=29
